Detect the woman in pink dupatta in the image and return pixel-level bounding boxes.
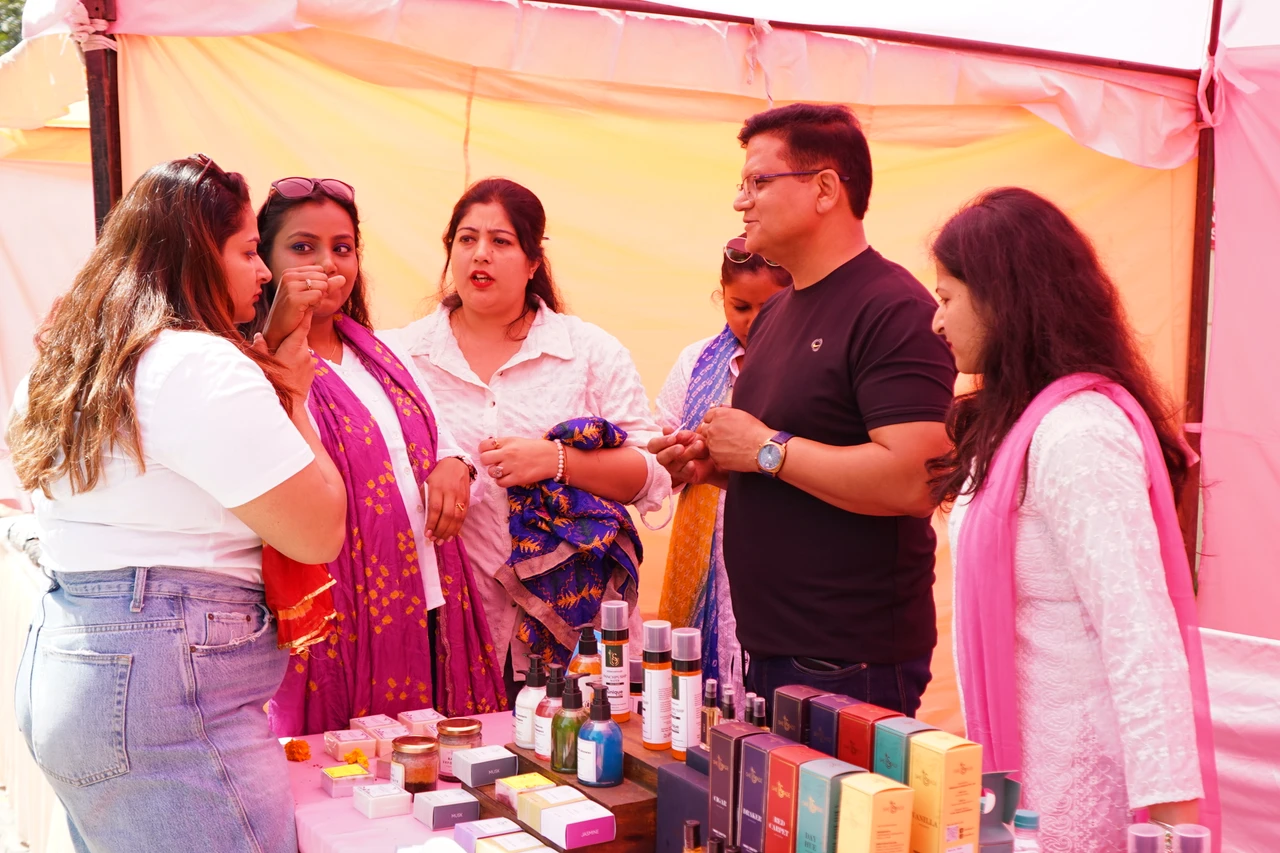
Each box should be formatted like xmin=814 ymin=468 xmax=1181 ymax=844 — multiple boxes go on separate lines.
xmin=927 ymin=188 xmax=1219 ymax=852
xmin=253 ymin=178 xmax=506 ymax=734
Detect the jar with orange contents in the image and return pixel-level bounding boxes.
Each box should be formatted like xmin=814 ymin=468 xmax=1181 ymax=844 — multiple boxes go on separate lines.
xmin=389 ymin=736 xmax=439 ymax=794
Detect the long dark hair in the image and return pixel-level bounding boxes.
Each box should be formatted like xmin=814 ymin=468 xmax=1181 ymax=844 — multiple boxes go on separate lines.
xmin=9 ymin=156 xmax=293 ymax=497
xmin=927 ymin=187 xmax=1188 ymax=505
xmin=255 ymin=182 xmax=372 ymax=329
xmin=440 ymin=178 xmax=563 ymax=333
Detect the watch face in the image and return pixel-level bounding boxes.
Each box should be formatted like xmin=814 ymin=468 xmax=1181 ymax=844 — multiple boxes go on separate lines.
xmin=758 ymin=443 xmax=783 ymax=471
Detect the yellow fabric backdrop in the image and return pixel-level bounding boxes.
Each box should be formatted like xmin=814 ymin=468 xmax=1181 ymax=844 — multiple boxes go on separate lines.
xmin=117 ymin=31 xmax=1196 ymax=732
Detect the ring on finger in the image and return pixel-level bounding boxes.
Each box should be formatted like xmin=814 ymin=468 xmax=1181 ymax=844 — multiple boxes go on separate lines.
xmin=455 ymin=502 xmax=466 ymax=513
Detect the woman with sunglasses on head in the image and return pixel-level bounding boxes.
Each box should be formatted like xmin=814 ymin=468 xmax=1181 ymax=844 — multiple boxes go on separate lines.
xmin=653 ymin=237 xmax=792 ymax=703
xmin=930 ymin=188 xmax=1218 ymax=850
xmin=255 ymin=176 xmax=506 ymax=731
xmin=7 ymin=156 xmax=346 ymax=852
xmin=382 ymin=178 xmax=671 ymax=702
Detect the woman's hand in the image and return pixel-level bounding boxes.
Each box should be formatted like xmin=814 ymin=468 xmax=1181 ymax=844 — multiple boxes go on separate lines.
xmin=264 ymin=265 xmax=346 ymax=351
xmin=424 ymin=457 xmax=472 ymax=543
xmin=253 ymin=308 xmax=316 ymax=401
xmin=477 ymin=437 xmax=559 ymax=488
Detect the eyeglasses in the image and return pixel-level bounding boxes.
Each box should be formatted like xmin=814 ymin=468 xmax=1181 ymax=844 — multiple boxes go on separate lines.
xmin=190 ymin=152 xmax=229 ymax=185
xmin=737 ymin=169 xmax=850 ymax=199
xmin=269 ymin=177 xmax=356 ymax=203
xmin=724 ymin=237 xmax=781 ymax=267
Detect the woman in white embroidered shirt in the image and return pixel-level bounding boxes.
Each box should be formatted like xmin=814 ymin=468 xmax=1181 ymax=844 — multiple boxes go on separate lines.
xmin=7 ymin=156 xmax=346 ymax=852
xmin=929 ymin=187 xmax=1217 ymax=851
xmin=384 ymin=178 xmax=670 ymax=702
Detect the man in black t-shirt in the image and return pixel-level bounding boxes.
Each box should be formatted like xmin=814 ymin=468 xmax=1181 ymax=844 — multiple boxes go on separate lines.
xmin=650 ymin=104 xmax=956 ymax=716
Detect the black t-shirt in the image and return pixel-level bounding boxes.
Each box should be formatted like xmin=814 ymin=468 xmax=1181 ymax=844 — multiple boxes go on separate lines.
xmin=724 ymin=248 xmax=957 ymax=664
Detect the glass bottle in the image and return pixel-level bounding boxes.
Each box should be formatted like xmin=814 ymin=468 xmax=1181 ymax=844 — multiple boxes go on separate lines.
xmin=534 ymin=663 xmax=565 ymax=762
xmin=552 ymin=675 xmax=589 ymax=773
xmin=577 ymin=682 xmax=623 ymax=787
xmin=569 ymin=625 xmax=602 ymax=706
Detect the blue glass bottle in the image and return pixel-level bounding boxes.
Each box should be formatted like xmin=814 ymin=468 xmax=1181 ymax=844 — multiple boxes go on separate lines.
xmin=577 ymin=681 xmax=624 ymax=787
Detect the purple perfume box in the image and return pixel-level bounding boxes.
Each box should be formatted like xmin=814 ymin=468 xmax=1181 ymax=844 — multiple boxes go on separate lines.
xmin=453 ymin=818 xmax=520 ymax=853
xmin=807 ymin=695 xmax=863 ymax=757
xmin=738 ymin=733 xmax=794 ymax=853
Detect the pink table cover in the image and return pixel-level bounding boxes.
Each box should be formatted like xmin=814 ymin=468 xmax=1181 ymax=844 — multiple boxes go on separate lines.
xmin=291 ymin=712 xmax=514 ymax=853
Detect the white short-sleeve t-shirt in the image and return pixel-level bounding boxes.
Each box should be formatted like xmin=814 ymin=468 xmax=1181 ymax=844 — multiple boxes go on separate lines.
xmin=18 ymin=330 xmax=314 ymax=583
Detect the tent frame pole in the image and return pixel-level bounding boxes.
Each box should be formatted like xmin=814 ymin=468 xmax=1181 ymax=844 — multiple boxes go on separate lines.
xmin=84 ymin=0 xmax=122 ymax=238
xmin=1180 ymin=0 xmax=1224 ymax=582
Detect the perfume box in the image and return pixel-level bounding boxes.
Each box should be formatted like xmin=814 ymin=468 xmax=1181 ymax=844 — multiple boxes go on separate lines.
xmin=454 ymin=818 xmax=522 ymax=853
xmin=494 ymin=773 xmax=555 ymax=810
xmin=837 ymin=773 xmax=913 ymax=853
xmin=978 ymin=771 xmax=1020 ymax=853
xmin=349 ymin=713 xmax=398 ymax=733
xmin=796 ymin=759 xmax=863 ymax=853
xmin=319 ymin=763 xmax=376 ymax=797
xmin=474 ymin=832 xmax=545 ymax=853
xmin=807 ymin=695 xmax=862 ymax=757
xmin=657 ymin=762 xmax=711 ymax=853
xmin=907 ymin=731 xmax=983 ymax=853
xmin=517 ymin=786 xmax=587 ymax=834
xmin=324 ymin=728 xmax=377 ymax=761
xmin=709 ymin=721 xmax=762 ymax=846
xmin=771 ymin=686 xmax=829 ymax=744
xmin=453 ymin=746 xmax=519 ymax=788
xmin=836 ymin=704 xmax=902 ymax=771
xmin=413 ymin=789 xmax=481 ymax=830
xmin=351 ymin=783 xmax=413 ymax=819
xmin=872 ymin=718 xmax=936 ymax=784
xmin=366 ymin=723 xmax=412 ymax=758
xmin=763 ymin=745 xmax=826 ymax=853
xmin=686 ymin=743 xmax=712 ymax=776
xmin=738 ymin=734 xmax=794 ymax=853
xmin=540 ymin=800 xmax=617 ymax=850
xmin=398 ymin=708 xmax=447 ymax=737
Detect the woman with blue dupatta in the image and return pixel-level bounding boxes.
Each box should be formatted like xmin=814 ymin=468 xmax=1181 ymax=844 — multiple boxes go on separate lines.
xmin=254 ymin=176 xmax=507 ymax=733
xmin=655 ymin=237 xmax=792 ymax=702
xmin=383 ymin=179 xmax=672 ymax=705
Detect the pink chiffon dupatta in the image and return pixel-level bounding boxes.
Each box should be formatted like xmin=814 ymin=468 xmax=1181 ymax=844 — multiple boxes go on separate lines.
xmin=954 ymin=373 xmax=1220 ymax=847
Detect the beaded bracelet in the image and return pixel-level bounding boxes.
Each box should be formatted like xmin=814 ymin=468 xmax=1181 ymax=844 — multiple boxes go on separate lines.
xmin=554 ymin=439 xmax=566 ymax=484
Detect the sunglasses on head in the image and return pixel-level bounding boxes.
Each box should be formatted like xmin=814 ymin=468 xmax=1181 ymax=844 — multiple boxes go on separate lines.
xmin=724 ymin=236 xmax=781 ymax=267
xmin=269 ymin=177 xmax=356 ymax=203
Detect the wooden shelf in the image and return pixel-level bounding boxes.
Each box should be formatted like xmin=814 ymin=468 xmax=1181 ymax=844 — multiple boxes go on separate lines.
xmin=461 ymin=718 xmax=690 ymax=852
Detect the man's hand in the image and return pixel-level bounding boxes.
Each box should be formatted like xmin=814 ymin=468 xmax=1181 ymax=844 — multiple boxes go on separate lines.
xmin=696 ymin=407 xmax=773 ymax=474
xmin=648 ymin=427 xmax=723 ymax=487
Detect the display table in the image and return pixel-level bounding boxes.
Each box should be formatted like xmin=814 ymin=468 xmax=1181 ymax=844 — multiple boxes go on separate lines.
xmin=290 ymin=712 xmax=513 ymax=853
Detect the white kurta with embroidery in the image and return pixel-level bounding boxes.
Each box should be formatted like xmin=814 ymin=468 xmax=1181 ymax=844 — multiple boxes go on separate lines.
xmin=655 ymin=335 xmax=747 ymax=704
xmin=382 ymin=301 xmax=672 ymax=670
xmin=947 ymin=391 xmax=1202 ymax=853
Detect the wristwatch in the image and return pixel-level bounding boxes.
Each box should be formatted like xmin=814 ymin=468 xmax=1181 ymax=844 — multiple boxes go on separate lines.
xmin=756 ymin=431 xmax=794 ymax=478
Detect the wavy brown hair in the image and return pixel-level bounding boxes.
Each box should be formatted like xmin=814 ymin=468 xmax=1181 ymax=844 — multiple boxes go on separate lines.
xmin=8 ymin=156 xmax=294 ymax=498
xmin=927 ymin=187 xmax=1188 ymax=505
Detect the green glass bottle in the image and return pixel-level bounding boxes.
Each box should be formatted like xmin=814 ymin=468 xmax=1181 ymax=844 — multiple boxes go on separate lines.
xmin=551 ymin=674 xmax=589 ymax=773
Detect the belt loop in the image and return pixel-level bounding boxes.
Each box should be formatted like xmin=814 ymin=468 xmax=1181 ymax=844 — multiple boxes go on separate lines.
xmin=130 ymin=567 xmax=148 ymax=613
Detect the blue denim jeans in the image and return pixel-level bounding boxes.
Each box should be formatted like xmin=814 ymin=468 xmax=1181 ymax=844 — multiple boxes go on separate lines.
xmin=744 ymin=651 xmax=933 ymax=718
xmin=14 ymin=567 xmax=297 ymax=853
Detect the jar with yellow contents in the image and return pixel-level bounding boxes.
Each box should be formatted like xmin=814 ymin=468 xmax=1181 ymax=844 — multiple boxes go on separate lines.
xmin=389 ymin=736 xmax=439 ymax=794
xmin=435 ymin=718 xmax=483 ymax=783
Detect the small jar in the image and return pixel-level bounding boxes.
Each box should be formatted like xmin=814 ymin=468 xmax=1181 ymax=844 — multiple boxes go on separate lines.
xmin=436 ymin=718 xmax=483 ymax=783
xmin=390 ymin=736 xmax=440 ymax=794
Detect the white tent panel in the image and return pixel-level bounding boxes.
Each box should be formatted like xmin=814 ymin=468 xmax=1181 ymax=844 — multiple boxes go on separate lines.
xmin=23 ymin=0 xmax=1215 ymax=69
xmin=666 ymin=0 xmax=1213 ymax=69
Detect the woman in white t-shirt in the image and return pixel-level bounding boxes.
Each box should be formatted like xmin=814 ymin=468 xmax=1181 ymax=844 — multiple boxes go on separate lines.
xmin=6 ymin=155 xmax=346 ymax=853
xmin=252 ymin=177 xmax=506 ymax=733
